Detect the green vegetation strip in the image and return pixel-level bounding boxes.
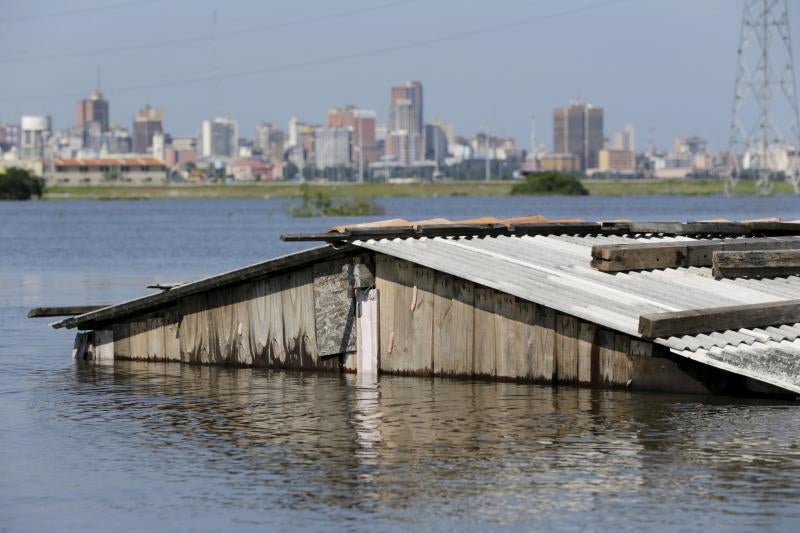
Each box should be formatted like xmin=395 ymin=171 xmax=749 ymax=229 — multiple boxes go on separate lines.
xmin=39 ymin=178 xmax=799 ymax=200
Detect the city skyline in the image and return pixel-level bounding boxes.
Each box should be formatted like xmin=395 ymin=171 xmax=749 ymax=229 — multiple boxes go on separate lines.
xmin=0 ymin=0 xmax=761 ymax=151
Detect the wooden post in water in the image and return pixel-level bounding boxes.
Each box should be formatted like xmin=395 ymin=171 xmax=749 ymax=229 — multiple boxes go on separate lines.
xmin=356 ymin=288 xmax=379 ymax=377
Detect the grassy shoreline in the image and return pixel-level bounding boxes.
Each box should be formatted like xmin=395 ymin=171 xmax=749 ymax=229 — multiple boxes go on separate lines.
xmin=40 ymin=178 xmax=798 ymax=200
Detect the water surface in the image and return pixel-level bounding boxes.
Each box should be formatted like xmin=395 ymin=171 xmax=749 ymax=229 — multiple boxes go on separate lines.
xmin=2 ymin=195 xmax=800 ymax=531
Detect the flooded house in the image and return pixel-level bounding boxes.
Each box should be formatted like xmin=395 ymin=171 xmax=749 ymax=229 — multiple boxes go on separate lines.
xmin=38 ymin=216 xmax=800 ymax=398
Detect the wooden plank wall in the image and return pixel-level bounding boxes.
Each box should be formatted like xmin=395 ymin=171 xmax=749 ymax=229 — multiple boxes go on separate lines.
xmin=376 ymin=257 xmax=655 ymax=387
xmin=110 ymin=265 xmax=343 ymax=372
xmin=98 ymin=252 xmax=691 ymax=390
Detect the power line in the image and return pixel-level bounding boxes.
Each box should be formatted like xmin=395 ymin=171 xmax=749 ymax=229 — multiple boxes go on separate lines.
xmin=0 ymin=0 xmax=168 ymax=22
xmin=0 ymin=0 xmax=423 ymax=64
xmin=0 ymin=0 xmax=632 ymax=104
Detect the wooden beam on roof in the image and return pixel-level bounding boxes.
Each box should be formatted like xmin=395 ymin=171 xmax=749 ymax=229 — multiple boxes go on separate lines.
xmin=600 ymin=220 xmax=800 ymax=236
xmin=28 ymin=305 xmax=109 ymax=318
xmin=639 ymin=300 xmax=800 ymax=339
xmin=592 ymin=236 xmax=800 ymax=272
xmin=713 ymin=250 xmax=800 ymax=279
xmin=281 ymin=221 xmax=604 ymax=243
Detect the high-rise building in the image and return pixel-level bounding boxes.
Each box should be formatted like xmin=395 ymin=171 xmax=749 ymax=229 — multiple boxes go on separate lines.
xmin=315 ymin=127 xmax=352 ymax=169
xmin=424 ymin=123 xmax=448 ymax=165
xmin=133 ymin=105 xmax=164 ymax=154
xmin=287 ymin=117 xmax=316 ymax=164
xmin=20 ymin=115 xmax=50 ymax=160
xmin=386 ymin=81 xmax=423 ymax=165
xmin=254 ymin=122 xmax=285 ymax=161
xmin=76 ymin=88 xmax=109 ymax=132
xmin=200 ymin=117 xmax=238 ymax=159
xmin=610 ymin=123 xmax=635 ymax=153
xmin=553 ymin=101 xmax=603 ymax=170
xmin=327 ymin=106 xmax=380 ymax=176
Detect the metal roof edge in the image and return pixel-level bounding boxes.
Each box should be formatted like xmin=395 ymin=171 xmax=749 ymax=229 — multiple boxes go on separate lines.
xmin=53 ymin=244 xmax=353 ymax=330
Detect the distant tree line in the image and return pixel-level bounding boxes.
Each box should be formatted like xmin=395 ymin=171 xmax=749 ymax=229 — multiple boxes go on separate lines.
xmin=0 ymin=167 xmax=45 ymax=200
xmin=510 ymin=171 xmax=589 ymax=196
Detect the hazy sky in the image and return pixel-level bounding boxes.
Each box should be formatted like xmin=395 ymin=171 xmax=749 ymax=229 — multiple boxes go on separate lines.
xmin=0 ymin=0 xmax=785 ymax=151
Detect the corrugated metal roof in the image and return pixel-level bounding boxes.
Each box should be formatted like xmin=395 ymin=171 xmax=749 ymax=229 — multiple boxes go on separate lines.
xmin=354 ymin=233 xmax=800 ymax=393
xmin=354 ymin=234 xmax=798 ymax=336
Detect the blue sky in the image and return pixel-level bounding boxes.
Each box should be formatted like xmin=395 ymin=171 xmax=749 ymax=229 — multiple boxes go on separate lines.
xmin=0 ymin=0 xmax=780 ymax=151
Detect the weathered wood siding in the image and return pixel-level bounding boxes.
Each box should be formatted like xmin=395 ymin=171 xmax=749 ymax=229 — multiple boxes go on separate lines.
xmin=107 ymin=260 xmax=361 ymax=371
xmin=374 ymin=258 xmax=705 ymax=390
xmin=91 ymin=250 xmax=709 ymax=393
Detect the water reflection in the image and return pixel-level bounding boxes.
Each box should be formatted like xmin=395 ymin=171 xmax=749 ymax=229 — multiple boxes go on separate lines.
xmin=33 ymin=362 xmax=800 ymax=529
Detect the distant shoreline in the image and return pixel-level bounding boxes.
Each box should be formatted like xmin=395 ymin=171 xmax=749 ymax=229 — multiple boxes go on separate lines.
xmin=39 ymin=179 xmax=798 ymax=200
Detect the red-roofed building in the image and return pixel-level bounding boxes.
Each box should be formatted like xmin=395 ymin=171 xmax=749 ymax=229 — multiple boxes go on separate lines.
xmin=47 ymin=158 xmax=169 ymax=185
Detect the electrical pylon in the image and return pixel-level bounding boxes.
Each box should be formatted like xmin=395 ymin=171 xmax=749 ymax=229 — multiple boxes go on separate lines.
xmin=728 ymin=0 xmax=800 ymax=195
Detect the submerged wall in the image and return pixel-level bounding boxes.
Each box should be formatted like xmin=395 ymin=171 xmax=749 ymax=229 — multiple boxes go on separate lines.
xmin=90 ymin=255 xmax=365 ymax=372
xmin=375 ymin=255 xmax=710 ymax=393
xmin=76 ymin=250 xmax=711 ymax=394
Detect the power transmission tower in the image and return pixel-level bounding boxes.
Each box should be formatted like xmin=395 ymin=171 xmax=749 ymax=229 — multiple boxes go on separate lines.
xmin=728 ymin=0 xmax=800 ymax=195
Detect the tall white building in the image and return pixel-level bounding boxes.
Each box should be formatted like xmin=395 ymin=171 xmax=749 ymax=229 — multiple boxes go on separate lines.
xmin=20 ymin=115 xmax=50 ymax=160
xmin=200 ymin=117 xmax=238 ymax=159
xmin=315 ymin=127 xmax=351 ymax=169
xmin=610 ymin=123 xmax=635 ymax=153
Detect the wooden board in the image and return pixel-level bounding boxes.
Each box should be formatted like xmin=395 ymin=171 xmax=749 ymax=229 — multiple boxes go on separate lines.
xmin=246 ymin=279 xmax=271 ymax=367
xmin=597 ymin=328 xmax=616 ymax=385
xmin=495 ymin=297 xmax=535 ymax=379
xmin=409 ymin=265 xmax=435 ymax=374
xmin=592 ymin=236 xmax=800 ymax=272
xmin=712 ymin=250 xmax=800 ymax=279
xmin=313 ymin=259 xmax=356 ymax=358
xmin=28 ymin=305 xmax=108 ymax=318
xmin=163 ymin=311 xmax=180 ymax=362
xmin=266 ymin=276 xmax=286 ymax=366
xmin=639 ymin=299 xmax=800 ymax=338
xmin=613 ymin=333 xmax=632 ymax=386
xmin=532 ymin=304 xmax=556 ymax=381
xmin=112 ymin=322 xmax=131 ymax=360
xmin=376 ymin=254 xmax=397 ymax=372
xmin=281 ymin=267 xmax=318 ymax=369
xmin=356 ymin=288 xmax=379 ymax=376
xmin=494 ymin=292 xmax=517 ymax=378
xmin=377 ymin=257 xmax=434 ymax=375
xmin=228 ymin=284 xmax=251 ymax=366
xmin=129 ymin=320 xmax=150 ymax=361
xmin=577 ymin=321 xmax=597 ymax=384
xmin=555 ymin=314 xmax=579 ymax=383
xmin=177 ymin=293 xmax=210 ymax=364
xmin=432 ymin=274 xmax=474 ymax=376
xmin=473 ymin=286 xmax=497 ymax=377
xmin=147 ymin=317 xmax=165 ymax=361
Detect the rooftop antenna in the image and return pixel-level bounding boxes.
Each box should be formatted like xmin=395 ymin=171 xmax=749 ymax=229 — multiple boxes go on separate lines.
xmin=529 ymin=113 xmax=537 ymax=155
xmin=728 ymin=0 xmax=800 ymax=195
xmin=96 ymin=65 xmax=102 ymax=92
